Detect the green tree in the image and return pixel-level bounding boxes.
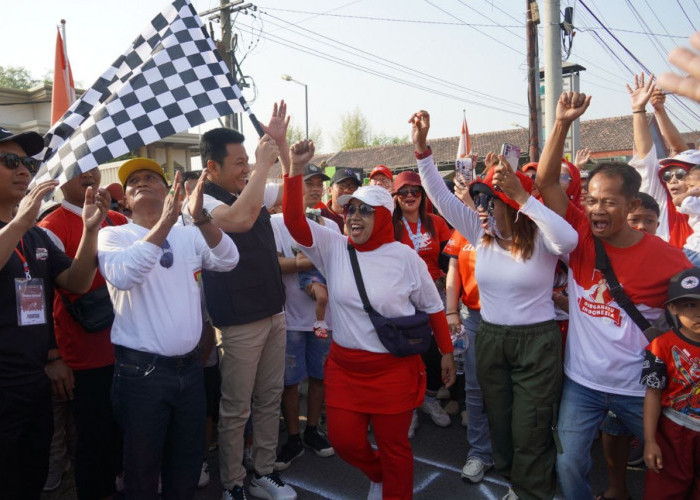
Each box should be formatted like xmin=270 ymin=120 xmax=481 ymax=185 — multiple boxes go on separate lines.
xmin=334 ymin=108 xmax=370 ymax=150
xmin=286 ymin=120 xmax=323 ymax=150
xmin=370 ymin=133 xmax=409 ymax=146
xmin=0 ymin=66 xmax=39 ymax=90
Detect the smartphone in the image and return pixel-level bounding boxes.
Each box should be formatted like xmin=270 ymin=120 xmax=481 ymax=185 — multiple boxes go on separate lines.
xmin=500 ymin=142 xmax=521 ymax=170
xmin=455 ymin=157 xmax=473 ymax=184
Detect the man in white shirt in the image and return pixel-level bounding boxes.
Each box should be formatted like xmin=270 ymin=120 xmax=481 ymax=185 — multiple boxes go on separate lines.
xmin=97 ymin=158 xmax=239 ymax=499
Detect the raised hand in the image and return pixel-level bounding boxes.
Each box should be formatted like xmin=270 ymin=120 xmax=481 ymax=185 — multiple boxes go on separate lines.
xmin=289 ymin=139 xmax=315 ymax=176
xmin=650 ymin=88 xmax=666 ymax=111
xmin=14 ymin=180 xmax=58 ymax=231
xmin=658 ymin=31 xmax=700 ymax=103
xmin=493 ymin=155 xmax=529 ymax=206
xmin=627 ymin=73 xmax=656 ymax=112
xmin=261 ymin=100 xmax=290 ymax=145
xmin=185 ymin=169 xmax=211 ymax=222
xmin=82 ymin=187 xmax=109 ymax=231
xmin=574 ymin=148 xmax=591 ymax=169
xmin=408 ymin=110 xmax=430 ymax=152
xmin=160 ymin=171 xmax=184 ymax=228
xmin=555 ymin=92 xmax=592 ymax=124
xmin=254 ymin=134 xmax=279 ymax=170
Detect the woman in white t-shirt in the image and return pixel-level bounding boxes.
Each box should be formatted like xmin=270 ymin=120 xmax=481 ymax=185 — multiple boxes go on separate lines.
xmin=282 ymin=140 xmax=456 ymax=500
xmin=409 ymin=110 xmax=578 ymax=500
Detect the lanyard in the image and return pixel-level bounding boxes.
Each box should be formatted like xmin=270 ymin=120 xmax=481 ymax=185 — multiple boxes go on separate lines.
xmin=402 ymin=216 xmax=422 ymax=251
xmin=13 ymin=239 xmax=32 ymax=279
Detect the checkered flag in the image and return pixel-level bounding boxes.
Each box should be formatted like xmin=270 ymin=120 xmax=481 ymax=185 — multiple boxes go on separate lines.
xmin=33 ymin=0 xmax=254 ymax=186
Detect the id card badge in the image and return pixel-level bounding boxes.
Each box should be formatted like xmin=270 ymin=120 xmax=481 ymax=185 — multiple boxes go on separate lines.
xmin=15 ymin=278 xmax=47 ymax=326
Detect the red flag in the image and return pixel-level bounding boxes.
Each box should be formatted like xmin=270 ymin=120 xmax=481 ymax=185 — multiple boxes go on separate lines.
xmin=455 ymin=111 xmax=474 ymax=182
xmin=51 ymin=26 xmax=75 ymax=125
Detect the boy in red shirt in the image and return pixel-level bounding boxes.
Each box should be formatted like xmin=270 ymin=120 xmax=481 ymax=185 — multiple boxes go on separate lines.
xmin=642 ymin=267 xmax=700 ymax=499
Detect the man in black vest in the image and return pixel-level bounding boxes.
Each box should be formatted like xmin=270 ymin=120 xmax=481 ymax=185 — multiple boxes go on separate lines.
xmin=200 ymin=102 xmax=297 ymax=500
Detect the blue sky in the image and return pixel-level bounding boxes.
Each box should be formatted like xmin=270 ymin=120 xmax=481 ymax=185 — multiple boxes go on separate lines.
xmin=4 ymin=0 xmax=699 ymax=155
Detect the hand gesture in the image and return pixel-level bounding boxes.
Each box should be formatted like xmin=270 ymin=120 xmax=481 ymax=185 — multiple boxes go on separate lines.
xmin=555 ymin=92 xmax=592 ymax=124
xmin=658 ymin=31 xmax=700 ymax=103
xmin=650 ymin=88 xmax=666 ymax=111
xmin=159 ymin=171 xmax=184 ymax=228
xmin=82 ymin=187 xmax=109 ymax=231
xmin=574 ymin=148 xmax=591 ymax=169
xmin=45 ymin=359 xmax=74 ymax=400
xmin=447 ymin=313 xmax=462 ymax=335
xmin=13 ymin=180 xmax=58 ymax=231
xmin=254 ymin=134 xmax=280 ymax=170
xmin=185 ymin=169 xmax=211 ymax=222
xmin=644 ymin=441 xmax=663 ymax=473
xmin=261 ymin=100 xmax=290 ymax=145
xmin=453 ymin=172 xmax=472 ymax=206
xmin=441 ymin=352 xmax=456 ymax=388
xmin=408 ymin=110 xmax=430 ymax=152
xmin=627 ymin=73 xmax=656 ymax=112
xmin=289 ymin=139 xmax=315 ymax=175
xmin=481 ymin=152 xmax=498 ymax=178
xmin=492 ymin=155 xmax=529 ymax=206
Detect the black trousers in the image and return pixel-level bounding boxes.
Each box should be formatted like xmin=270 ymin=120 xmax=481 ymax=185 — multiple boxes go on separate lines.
xmin=0 ymin=377 xmax=53 ymax=500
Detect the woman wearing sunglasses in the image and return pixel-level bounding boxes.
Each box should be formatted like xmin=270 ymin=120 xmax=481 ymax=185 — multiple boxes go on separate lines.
xmin=283 ymin=139 xmax=456 ymax=500
xmin=391 ymin=171 xmax=453 ymax=435
xmin=410 ymin=110 xmax=578 ymax=500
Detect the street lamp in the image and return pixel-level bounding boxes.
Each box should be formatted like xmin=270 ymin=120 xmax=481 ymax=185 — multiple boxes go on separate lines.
xmin=281 ymin=74 xmax=308 ymax=140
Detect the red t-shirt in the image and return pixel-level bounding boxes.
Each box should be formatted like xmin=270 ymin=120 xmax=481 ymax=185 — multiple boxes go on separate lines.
xmin=39 ymin=207 xmax=128 ymax=370
xmin=443 ymin=230 xmax=480 ymax=310
xmin=397 ymin=213 xmax=451 ymax=280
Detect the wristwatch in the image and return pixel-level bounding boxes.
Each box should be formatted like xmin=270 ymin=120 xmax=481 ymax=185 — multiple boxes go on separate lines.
xmin=193 ymin=208 xmax=213 ymax=227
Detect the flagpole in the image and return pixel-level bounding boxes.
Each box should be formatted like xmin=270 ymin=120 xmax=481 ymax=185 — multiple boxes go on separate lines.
xmin=60 ymin=20 xmax=70 ymax=101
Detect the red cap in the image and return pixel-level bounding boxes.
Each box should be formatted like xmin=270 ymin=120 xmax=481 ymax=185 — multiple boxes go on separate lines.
xmin=392 ymin=171 xmax=422 ymax=192
xmin=370 ymin=164 xmax=393 ymax=181
xmin=521 ymin=162 xmax=538 ymax=173
xmin=479 ymin=169 xmax=534 ymax=211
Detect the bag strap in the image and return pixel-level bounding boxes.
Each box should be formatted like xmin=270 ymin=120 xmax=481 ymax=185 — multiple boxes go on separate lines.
xmin=347 ymin=244 xmax=375 ymax=314
xmin=593 ymin=236 xmax=651 ymax=332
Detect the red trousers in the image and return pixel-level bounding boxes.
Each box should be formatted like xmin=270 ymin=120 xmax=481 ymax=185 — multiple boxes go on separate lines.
xmin=644 ymin=414 xmax=700 ymax=500
xmin=326 ymin=406 xmax=414 ymax=500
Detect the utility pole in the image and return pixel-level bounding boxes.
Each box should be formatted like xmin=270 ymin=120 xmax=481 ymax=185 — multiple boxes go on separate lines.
xmin=542 ymin=0 xmax=562 ymax=137
xmin=526 ymin=1 xmax=541 ymax=162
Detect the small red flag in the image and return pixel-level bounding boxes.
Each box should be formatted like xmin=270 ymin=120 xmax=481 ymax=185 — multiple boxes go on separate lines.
xmin=51 ymin=26 xmax=76 ymax=125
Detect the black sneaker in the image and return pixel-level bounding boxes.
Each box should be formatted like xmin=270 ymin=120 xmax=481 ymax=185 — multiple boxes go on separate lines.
xmin=273 ymin=439 xmax=304 ymax=471
xmin=303 ymin=428 xmax=335 ymax=457
xmin=222 ymin=485 xmax=248 ymax=500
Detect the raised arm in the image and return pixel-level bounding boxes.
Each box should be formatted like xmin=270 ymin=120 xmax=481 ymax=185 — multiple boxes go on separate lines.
xmin=651 ymin=88 xmax=687 ymax=154
xmin=658 ymin=31 xmax=700 ymax=104
xmin=628 ymin=73 xmax=657 ymax=158
xmin=283 ymin=140 xmax=316 ymax=246
xmin=536 ymin=92 xmax=591 ymax=218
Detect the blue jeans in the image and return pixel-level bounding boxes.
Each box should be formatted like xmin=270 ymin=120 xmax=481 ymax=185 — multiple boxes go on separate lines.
xmin=112 ymin=345 xmax=205 ymax=499
xmin=284 ymin=330 xmax=332 ymax=386
xmin=460 ymin=307 xmax=493 ymax=465
xmin=556 ymin=376 xmax=644 ymax=500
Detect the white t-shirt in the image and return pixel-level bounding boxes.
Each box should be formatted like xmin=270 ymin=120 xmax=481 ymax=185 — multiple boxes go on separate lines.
xmin=98 ymin=223 xmax=239 ymax=356
xmin=679 ymin=196 xmax=700 ymax=253
xmin=271 ymin=214 xmax=340 ymax=331
xmin=417 ymin=155 xmax=578 ymax=325
xmin=629 ymin=147 xmax=671 ymax=241
xmin=297 ymin=223 xmax=443 ymax=353
xmin=203 ymin=182 xmax=280 ymax=214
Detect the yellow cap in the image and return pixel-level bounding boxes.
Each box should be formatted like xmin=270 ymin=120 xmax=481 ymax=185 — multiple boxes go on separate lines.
xmin=118 ymin=158 xmax=167 ymax=187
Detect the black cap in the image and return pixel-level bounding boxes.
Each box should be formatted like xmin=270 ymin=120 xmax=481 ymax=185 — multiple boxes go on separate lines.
xmin=303 ymin=163 xmax=330 ymax=181
xmin=666 ymin=268 xmax=700 ymax=304
xmin=330 ymin=167 xmax=363 ymax=186
xmin=468 ymin=181 xmax=495 ymax=200
xmin=0 ymin=127 xmax=44 ymax=156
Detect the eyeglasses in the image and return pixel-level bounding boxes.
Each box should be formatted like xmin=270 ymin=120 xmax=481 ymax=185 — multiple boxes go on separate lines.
xmin=343 ymin=203 xmax=375 ymax=218
xmin=662 ymin=168 xmax=688 ymax=182
xmin=0 ymin=153 xmax=40 ymax=175
xmin=559 ymin=174 xmax=572 ymax=183
xmin=335 ymin=181 xmax=358 ymax=192
xmin=473 ymin=193 xmax=494 ymax=210
xmin=397 ymin=187 xmax=421 ymax=198
xmin=160 ymin=240 xmax=173 ymax=269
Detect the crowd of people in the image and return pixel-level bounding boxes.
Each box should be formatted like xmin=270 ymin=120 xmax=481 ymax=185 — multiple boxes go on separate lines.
xmin=1 ymin=32 xmax=700 ymax=500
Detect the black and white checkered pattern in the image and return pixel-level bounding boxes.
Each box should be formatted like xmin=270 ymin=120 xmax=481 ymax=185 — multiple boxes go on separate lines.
xmin=33 ymin=0 xmax=249 ymax=185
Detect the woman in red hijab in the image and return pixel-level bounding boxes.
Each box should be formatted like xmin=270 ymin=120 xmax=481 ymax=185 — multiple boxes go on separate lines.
xmin=283 ymin=140 xmax=456 ymax=500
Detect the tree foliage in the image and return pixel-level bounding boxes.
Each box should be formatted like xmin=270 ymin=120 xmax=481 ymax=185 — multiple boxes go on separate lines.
xmin=370 ymin=133 xmax=409 ymax=147
xmin=286 ymin=120 xmax=323 ymax=150
xmin=0 ymin=66 xmax=39 ymax=90
xmin=334 ymin=108 xmax=370 ymax=150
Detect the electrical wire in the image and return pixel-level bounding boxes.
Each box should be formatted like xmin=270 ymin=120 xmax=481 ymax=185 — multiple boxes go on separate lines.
xmin=456 ymin=0 xmax=524 ymax=41
xmin=677 ymin=0 xmax=697 ymax=30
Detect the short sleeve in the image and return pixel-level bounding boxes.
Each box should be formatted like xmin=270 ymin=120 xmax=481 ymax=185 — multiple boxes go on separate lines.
xmin=443 ymin=230 xmax=465 ymax=257
xmin=434 ymin=215 xmax=452 ymax=242
xmin=640 ymin=348 xmax=668 ymax=390
xmin=38 ymin=229 xmax=73 ymax=281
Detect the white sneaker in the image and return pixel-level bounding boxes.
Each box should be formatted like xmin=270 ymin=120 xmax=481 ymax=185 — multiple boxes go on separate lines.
xmin=249 ymin=472 xmax=297 ymax=499
xmin=460 ymin=458 xmax=491 ymax=483
xmin=367 ymin=481 xmax=382 ymax=500
xmin=502 ymin=486 xmax=519 ymax=500
xmin=198 ymin=461 xmax=211 ymax=488
xmin=420 ymin=397 xmax=451 ymax=427
xmin=460 ymin=410 xmax=468 ymax=427
xmin=408 ymin=409 xmax=419 ymax=439
xmin=436 ymin=386 xmax=451 ymax=400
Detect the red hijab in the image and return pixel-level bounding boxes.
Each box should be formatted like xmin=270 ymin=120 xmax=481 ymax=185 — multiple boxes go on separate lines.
xmin=348 ymin=206 xmax=395 ymax=252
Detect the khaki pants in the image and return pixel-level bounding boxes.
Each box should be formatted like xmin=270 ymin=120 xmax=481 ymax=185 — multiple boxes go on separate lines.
xmin=476 ymin=319 xmax=562 ymax=500
xmin=216 ymin=313 xmax=286 ymax=489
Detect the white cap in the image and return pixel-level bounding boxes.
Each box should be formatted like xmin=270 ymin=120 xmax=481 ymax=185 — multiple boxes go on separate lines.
xmin=337 ymin=185 xmax=394 ymax=214
xmin=659 ymin=149 xmax=700 ymax=167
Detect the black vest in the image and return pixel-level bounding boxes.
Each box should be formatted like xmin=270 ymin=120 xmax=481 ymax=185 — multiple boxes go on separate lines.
xmin=202 ymin=182 xmax=285 ymax=327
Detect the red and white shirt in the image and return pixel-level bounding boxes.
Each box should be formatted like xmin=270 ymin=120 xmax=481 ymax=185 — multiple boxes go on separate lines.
xmin=397 ymin=213 xmax=451 ymax=280
xmin=564 ymin=204 xmax=691 ymax=396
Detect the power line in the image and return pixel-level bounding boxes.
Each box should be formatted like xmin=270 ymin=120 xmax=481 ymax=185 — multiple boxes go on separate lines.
xmin=455 ymin=0 xmax=524 ymax=41
xmin=677 ymin=0 xmax=697 ymax=30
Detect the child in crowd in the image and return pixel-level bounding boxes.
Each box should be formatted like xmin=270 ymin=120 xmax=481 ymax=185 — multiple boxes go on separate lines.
xmin=296 ymin=209 xmax=330 ymax=338
xmin=641 ymin=267 xmax=700 ymax=499
xmin=676 ymin=166 xmax=700 ymax=266
xmin=627 ymin=192 xmax=661 ymax=235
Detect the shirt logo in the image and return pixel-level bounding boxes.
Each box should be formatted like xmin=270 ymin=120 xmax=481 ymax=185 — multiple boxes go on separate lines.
xmin=577 ymin=273 xmax=622 ymax=326
xmin=35 ymin=248 xmax=48 ymax=260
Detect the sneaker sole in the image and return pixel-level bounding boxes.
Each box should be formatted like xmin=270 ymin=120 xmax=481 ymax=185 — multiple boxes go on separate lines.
xmin=248 ymin=482 xmax=297 ymax=500
xmin=273 ymin=448 xmax=304 ymax=471
xmin=308 ymin=445 xmax=335 ymax=458
xmin=460 ymin=470 xmax=485 ymax=483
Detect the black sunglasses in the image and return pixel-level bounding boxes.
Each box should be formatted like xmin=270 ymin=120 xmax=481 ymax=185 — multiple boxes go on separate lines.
xmin=160 ymin=240 xmax=173 ymax=269
xmin=0 ymin=153 xmax=40 ymax=175
xmin=473 ymin=193 xmax=494 ymax=210
xmin=343 ymin=203 xmax=375 ymax=218
xmin=662 ymin=168 xmax=688 ymax=182
xmin=397 ymin=187 xmax=422 ymax=198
